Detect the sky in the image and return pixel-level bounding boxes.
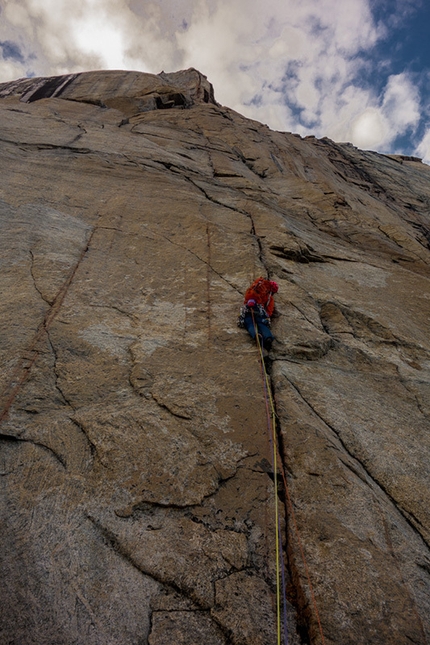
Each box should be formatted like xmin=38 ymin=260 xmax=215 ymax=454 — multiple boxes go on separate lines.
xmin=0 ymin=0 xmax=429 ymax=163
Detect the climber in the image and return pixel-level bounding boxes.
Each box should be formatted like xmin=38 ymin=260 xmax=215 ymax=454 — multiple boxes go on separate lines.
xmin=238 ymin=277 xmax=278 ymax=354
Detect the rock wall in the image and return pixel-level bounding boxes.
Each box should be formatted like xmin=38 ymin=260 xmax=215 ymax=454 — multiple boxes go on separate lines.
xmin=0 ymin=69 xmax=429 ymax=645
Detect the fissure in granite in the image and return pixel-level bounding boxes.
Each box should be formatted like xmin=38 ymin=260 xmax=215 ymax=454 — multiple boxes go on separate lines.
xmin=0 ymin=69 xmax=429 ymax=645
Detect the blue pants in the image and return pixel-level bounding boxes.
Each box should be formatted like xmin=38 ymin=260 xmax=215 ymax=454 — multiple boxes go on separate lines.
xmin=244 ymin=311 xmax=273 ymax=349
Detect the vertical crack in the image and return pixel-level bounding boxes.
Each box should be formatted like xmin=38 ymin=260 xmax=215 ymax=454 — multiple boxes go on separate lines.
xmin=206 ymin=223 xmax=212 ymax=345
xmin=140 ymin=221 xmax=242 ymax=294
xmin=0 ymin=226 xmax=96 ymax=427
xmin=45 ymin=330 xmax=74 ymax=409
xmin=29 ymin=249 xmax=52 ymax=305
xmin=243 ymin=231 xmax=307 ymax=641
xmin=69 ymin=418 xmax=98 ymax=462
xmin=267 ymin=371 xmax=312 ymax=645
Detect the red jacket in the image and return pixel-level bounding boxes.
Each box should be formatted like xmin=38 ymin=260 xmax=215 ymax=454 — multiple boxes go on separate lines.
xmin=244 ymin=277 xmax=275 ymax=317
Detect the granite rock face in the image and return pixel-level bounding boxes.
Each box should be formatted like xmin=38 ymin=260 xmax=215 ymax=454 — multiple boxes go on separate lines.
xmin=0 ymin=69 xmax=429 ymax=645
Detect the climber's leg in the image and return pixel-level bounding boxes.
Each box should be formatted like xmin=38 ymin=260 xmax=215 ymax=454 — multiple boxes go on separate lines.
xmin=257 ymin=321 xmax=274 ymax=349
xmin=244 ymin=314 xmax=273 ymax=350
xmin=244 ymin=313 xmax=257 ymax=340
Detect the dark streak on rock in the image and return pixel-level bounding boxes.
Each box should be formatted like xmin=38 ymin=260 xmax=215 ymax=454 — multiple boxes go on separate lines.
xmin=87 ymin=513 xmax=213 ymax=610
xmin=29 ymin=250 xmax=53 ymax=305
xmin=69 ymin=417 xmax=97 ymax=461
xmin=270 ymin=245 xmax=326 ymax=263
xmin=285 ymin=377 xmax=430 ymax=550
xmin=0 ymin=432 xmax=66 ymax=468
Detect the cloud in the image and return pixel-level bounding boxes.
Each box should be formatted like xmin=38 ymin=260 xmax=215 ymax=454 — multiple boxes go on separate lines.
xmin=350 ymin=109 xmax=389 ymax=149
xmin=0 ymin=0 xmax=427 ymax=161
xmin=331 ymin=72 xmax=421 ymax=150
xmin=381 ymin=73 xmax=420 ymax=131
xmin=174 ymin=0 xmax=385 ymax=137
xmin=416 ymin=129 xmax=430 ymax=164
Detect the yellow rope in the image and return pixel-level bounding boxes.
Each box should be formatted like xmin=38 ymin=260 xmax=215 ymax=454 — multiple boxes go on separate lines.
xmin=252 ymin=314 xmax=326 ymax=645
xmin=254 ymin=327 xmax=282 ymax=645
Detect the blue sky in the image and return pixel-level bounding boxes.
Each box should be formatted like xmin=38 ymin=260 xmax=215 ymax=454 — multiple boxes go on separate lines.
xmin=365 ymin=0 xmax=430 ymax=156
xmin=0 ymin=0 xmax=429 ymax=162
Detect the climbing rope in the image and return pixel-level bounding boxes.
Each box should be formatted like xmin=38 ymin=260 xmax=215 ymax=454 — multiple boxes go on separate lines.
xmin=252 ymin=316 xmax=284 ymax=645
xmin=251 ymin=311 xmax=326 ymax=645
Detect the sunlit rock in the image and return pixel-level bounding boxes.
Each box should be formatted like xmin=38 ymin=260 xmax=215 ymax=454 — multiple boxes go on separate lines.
xmin=0 ymin=69 xmax=429 ymax=645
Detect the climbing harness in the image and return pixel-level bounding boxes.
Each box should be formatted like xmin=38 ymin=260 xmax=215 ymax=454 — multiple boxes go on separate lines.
xmin=251 ymin=310 xmax=326 ymax=645
xmin=237 ymin=302 xmax=269 ymax=328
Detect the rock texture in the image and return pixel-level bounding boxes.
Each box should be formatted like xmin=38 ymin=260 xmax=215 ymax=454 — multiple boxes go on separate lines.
xmin=0 ymin=68 xmax=429 ymax=645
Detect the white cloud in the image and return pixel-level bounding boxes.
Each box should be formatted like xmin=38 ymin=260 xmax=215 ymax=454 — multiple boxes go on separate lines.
xmin=381 ymin=73 xmax=420 ymax=132
xmin=172 ymin=0 xmax=392 ymax=145
xmin=71 ymin=15 xmax=126 ymax=69
xmin=0 ymin=57 xmax=26 ymax=82
xmin=350 ymin=108 xmax=389 ymax=149
xmin=4 ymin=2 xmax=34 ymax=37
xmin=0 ymin=0 xmax=426 ymax=158
xmin=416 ymin=129 xmax=430 ymax=164
xmin=320 ymin=73 xmax=421 ymax=150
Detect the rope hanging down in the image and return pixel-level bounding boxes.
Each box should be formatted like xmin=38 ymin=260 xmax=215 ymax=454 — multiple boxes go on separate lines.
xmin=252 ymin=311 xmax=326 ymax=645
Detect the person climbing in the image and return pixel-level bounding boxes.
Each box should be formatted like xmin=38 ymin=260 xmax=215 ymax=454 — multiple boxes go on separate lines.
xmin=238 ymin=277 xmax=278 ymax=355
